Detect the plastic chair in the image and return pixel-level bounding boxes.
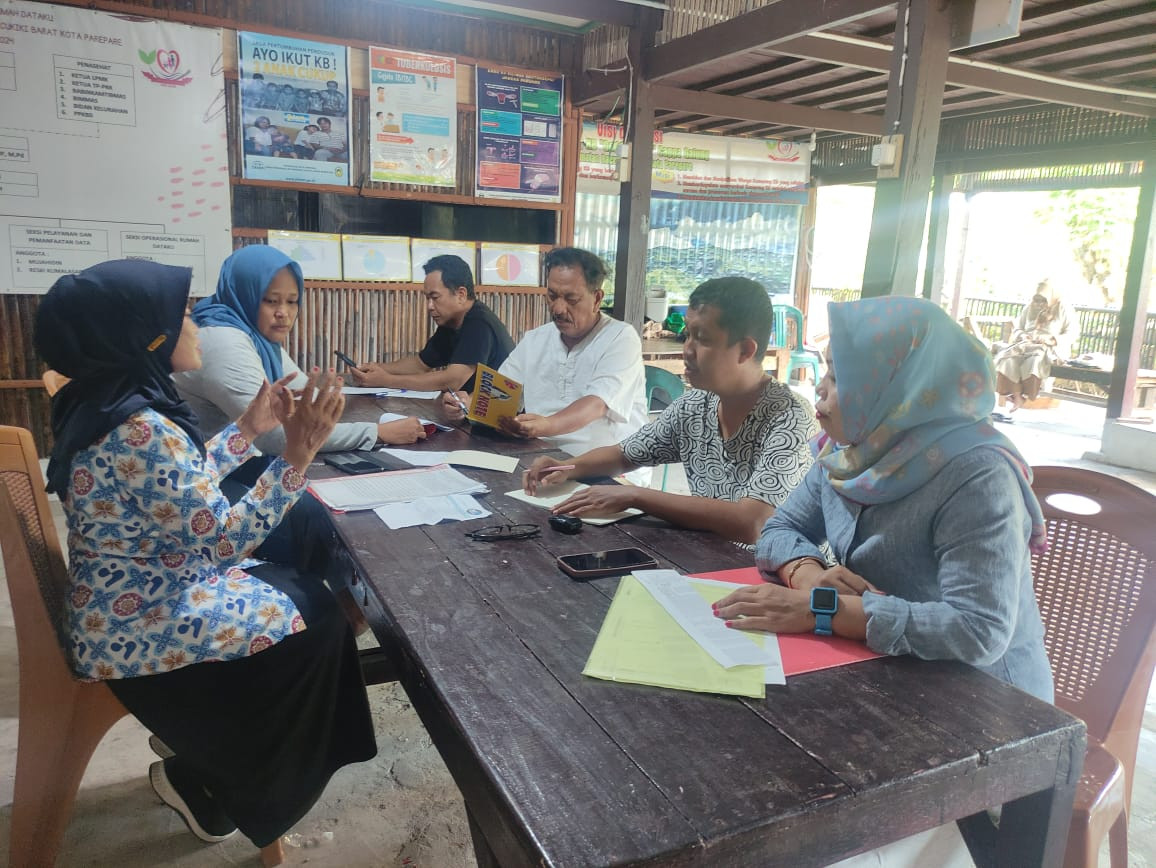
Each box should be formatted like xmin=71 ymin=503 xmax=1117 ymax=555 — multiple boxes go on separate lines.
xmin=644 ymin=365 xmax=685 ymax=414
xmin=1029 ymin=466 xmax=1156 ymax=868
xmin=41 ymin=370 xmax=69 ymax=396
xmin=770 ymin=304 xmax=821 ymax=385
xmin=0 ymin=426 xmax=287 ymax=867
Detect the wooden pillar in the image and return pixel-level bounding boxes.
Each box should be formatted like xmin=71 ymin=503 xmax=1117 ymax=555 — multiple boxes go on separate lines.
xmin=922 ymin=173 xmax=951 ymax=303
xmin=794 ymin=180 xmax=818 ymax=321
xmin=1107 ymin=155 xmax=1156 ymax=420
xmin=947 ymin=191 xmax=973 ymax=319
xmin=860 ymin=0 xmax=961 ymax=298
xmin=612 ymin=17 xmax=658 ymax=330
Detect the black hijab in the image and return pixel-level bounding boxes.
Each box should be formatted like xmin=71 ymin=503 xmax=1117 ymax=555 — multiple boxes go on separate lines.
xmin=35 ymin=259 xmax=206 ymax=494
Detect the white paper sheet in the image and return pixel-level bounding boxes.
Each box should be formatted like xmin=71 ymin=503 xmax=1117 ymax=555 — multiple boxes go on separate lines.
xmin=379 ymin=412 xmax=453 ymax=431
xmin=340 ymin=387 xmax=442 ymax=399
xmin=342 ymin=386 xmax=390 ymax=395
xmin=309 ymin=464 xmax=487 ymax=511
xmin=382 ymin=448 xmax=518 ymax=473
xmin=504 ymin=481 xmax=642 ymax=525
xmin=635 ymin=570 xmax=785 ymax=683
xmin=374 ymin=494 xmax=492 ymax=529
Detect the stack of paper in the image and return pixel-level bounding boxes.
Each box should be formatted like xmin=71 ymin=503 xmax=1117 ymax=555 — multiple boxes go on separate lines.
xmin=583 ymin=574 xmax=774 ymax=699
xmin=374 ymin=494 xmax=492 ymax=529
xmin=309 ymin=464 xmax=487 ymax=511
xmin=341 ymin=387 xmax=441 ymax=399
xmin=382 ymin=448 xmax=518 ymax=473
xmin=504 ymin=481 xmax=642 ymax=525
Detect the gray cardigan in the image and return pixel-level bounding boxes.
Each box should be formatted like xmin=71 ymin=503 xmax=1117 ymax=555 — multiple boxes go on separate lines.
xmin=173 ymin=325 xmax=377 ymax=455
xmin=757 ymin=448 xmax=1053 ymax=701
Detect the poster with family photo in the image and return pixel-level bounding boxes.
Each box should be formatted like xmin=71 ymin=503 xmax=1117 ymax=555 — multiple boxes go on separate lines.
xmin=475 ymin=65 xmax=563 ymax=202
xmin=238 ymin=32 xmax=350 ymax=186
xmin=368 ymin=47 xmax=457 ymax=187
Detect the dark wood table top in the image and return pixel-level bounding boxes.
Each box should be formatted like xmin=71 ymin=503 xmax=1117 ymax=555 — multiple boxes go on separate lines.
xmin=325 ymin=395 xmax=1085 ymax=867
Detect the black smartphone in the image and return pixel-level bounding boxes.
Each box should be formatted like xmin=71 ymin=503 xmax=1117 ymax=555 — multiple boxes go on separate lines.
xmin=556 ymin=548 xmax=658 ymax=581
xmin=334 ymin=350 xmax=359 ymax=369
xmin=322 ymin=451 xmax=403 ymax=475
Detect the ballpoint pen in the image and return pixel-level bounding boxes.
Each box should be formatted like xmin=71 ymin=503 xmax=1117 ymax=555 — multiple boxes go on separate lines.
xmin=446 ymin=391 xmax=470 ymax=417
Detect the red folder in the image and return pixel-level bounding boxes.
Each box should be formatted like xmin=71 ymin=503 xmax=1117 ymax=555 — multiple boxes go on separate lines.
xmin=690 ymin=567 xmax=884 ymax=676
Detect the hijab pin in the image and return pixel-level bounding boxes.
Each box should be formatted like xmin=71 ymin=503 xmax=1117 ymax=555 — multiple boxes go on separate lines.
xmin=147 ymin=335 xmax=167 ymax=352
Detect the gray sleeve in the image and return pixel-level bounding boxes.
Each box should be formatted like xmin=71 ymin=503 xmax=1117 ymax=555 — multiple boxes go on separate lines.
xmin=754 ymin=463 xmax=828 ymax=582
xmin=861 ymin=458 xmax=1030 ymax=666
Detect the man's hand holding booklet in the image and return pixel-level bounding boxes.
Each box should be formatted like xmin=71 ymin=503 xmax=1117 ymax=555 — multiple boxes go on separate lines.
xmin=465 ymin=364 xmax=524 ymax=430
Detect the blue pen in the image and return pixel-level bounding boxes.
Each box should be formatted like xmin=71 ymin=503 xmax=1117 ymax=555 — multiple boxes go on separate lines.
xmin=446 ymin=391 xmax=470 ymax=416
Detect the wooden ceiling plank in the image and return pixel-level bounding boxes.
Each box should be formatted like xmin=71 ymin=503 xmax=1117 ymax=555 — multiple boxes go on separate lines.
xmin=649 ymin=84 xmax=884 ymax=136
xmin=644 ymin=0 xmax=893 ymax=81
xmin=479 ymin=0 xmax=639 ymax=27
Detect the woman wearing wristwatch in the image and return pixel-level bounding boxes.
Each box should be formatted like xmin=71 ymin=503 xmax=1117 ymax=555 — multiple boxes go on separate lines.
xmin=714 ymin=296 xmax=1053 ymax=704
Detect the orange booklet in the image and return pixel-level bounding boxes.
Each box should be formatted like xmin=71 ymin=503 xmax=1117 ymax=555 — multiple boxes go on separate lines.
xmin=467 ymin=364 xmax=523 ymax=428
xmin=691 ymin=566 xmax=884 ymax=676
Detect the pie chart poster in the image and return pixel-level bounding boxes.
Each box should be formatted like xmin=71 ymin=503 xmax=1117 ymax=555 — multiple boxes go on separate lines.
xmin=475 ymin=65 xmax=563 ymax=203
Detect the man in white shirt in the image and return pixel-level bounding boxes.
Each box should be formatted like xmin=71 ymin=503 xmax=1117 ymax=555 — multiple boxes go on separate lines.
xmin=442 ymin=246 xmax=647 ymax=459
xmin=312 ymin=116 xmax=347 ymax=162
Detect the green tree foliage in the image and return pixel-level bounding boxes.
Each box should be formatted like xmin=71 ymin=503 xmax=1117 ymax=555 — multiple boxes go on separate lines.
xmin=1034 ymin=189 xmax=1137 ymax=306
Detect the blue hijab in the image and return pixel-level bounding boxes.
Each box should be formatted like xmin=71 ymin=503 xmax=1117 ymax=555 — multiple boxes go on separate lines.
xmin=35 ymin=260 xmax=206 ymax=495
xmin=193 ymin=245 xmax=303 ymax=382
xmin=818 ymin=296 xmax=1047 ymax=553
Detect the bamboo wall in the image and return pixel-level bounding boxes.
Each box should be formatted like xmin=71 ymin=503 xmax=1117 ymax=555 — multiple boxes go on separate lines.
xmin=1 ymin=0 xmax=578 ymax=453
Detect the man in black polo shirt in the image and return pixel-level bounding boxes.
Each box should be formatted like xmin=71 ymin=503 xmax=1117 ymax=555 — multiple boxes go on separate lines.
xmin=350 ymin=254 xmax=514 ymax=392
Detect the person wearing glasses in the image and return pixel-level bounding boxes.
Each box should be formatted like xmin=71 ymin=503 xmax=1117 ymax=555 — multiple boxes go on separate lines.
xmin=521 ymin=276 xmax=816 ymax=546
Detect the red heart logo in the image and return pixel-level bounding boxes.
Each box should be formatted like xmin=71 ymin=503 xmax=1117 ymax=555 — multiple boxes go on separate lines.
xmin=157 ymin=49 xmax=180 ymax=75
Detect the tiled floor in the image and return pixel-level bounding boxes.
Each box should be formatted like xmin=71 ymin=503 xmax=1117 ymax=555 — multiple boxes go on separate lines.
xmin=1 ymin=397 xmax=1154 ymax=866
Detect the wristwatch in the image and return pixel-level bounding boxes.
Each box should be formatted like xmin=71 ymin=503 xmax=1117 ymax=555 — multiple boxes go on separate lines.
xmin=810 ymin=587 xmax=839 ymax=636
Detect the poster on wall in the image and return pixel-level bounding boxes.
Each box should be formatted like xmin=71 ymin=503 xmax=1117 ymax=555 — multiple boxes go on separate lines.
xmin=409 ymin=239 xmax=475 ymax=282
xmin=475 ymin=65 xmax=563 ymax=202
xmin=0 ymin=1 xmax=230 ymax=294
xmin=267 ymin=231 xmax=343 ymax=279
xmin=237 ymin=31 xmax=350 ymax=186
xmin=341 ymin=235 xmax=411 ymax=281
xmin=577 ymin=122 xmax=810 ymax=204
xmin=479 ymin=243 xmax=540 ymax=287
xmin=368 ymin=47 xmax=456 ymax=187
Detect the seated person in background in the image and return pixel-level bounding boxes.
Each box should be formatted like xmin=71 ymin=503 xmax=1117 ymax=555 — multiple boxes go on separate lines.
xmin=175 ymin=245 xmax=425 ymax=456
xmin=311 ymin=116 xmax=347 ymax=162
xmin=351 ymin=254 xmax=514 ymax=392
xmin=35 ymin=259 xmax=376 ymax=851
xmin=716 ymin=296 xmax=1053 ymax=703
xmin=994 ymin=278 xmax=1077 ymax=410
xmin=244 ymin=116 xmax=274 ymax=155
xmin=294 ymin=123 xmax=320 ymax=158
xmin=441 ymin=246 xmax=647 ymax=462
xmin=522 ymin=276 xmax=817 ymax=546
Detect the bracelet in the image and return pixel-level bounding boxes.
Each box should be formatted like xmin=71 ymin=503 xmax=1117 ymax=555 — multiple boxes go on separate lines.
xmin=784 ymin=557 xmax=825 ymax=589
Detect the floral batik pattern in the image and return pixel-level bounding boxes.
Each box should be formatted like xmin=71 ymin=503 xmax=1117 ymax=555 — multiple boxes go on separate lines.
xmin=63 ymin=409 xmax=309 ymax=681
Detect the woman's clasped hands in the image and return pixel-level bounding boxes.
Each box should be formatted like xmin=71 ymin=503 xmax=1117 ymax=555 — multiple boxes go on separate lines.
xmin=281 ymin=368 xmax=345 ymax=470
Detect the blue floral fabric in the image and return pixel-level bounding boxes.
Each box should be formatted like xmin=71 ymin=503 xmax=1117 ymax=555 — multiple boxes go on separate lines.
xmin=63 ymin=408 xmax=308 ymax=680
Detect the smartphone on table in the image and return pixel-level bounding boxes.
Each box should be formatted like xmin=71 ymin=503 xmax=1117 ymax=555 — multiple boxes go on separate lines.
xmin=334 ymin=350 xmax=359 ymax=370
xmin=556 ymin=548 xmax=658 ymax=581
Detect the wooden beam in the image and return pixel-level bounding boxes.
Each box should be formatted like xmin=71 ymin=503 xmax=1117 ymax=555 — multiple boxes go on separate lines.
xmin=767 ymin=33 xmax=1156 ymax=118
xmin=571 ymin=66 xmax=629 ymax=105
xmin=644 ymin=0 xmax=893 ymax=82
xmin=649 ymin=85 xmax=884 ymax=136
xmin=922 ymin=173 xmax=951 ymax=302
xmin=475 ymin=0 xmax=641 ymax=27
xmin=1107 ymin=154 xmax=1156 ymax=420
xmin=861 ymin=0 xmax=959 ymax=298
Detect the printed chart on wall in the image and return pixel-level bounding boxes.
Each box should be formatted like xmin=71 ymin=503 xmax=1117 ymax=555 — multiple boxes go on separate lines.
xmin=369 ymin=47 xmax=455 ymax=187
xmin=475 ymin=65 xmax=563 ymax=203
xmin=0 ymin=1 xmax=230 ymax=294
xmin=237 ymin=31 xmax=350 ymax=186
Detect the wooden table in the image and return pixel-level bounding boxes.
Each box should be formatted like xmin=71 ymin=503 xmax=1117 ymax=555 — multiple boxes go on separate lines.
xmin=642 ymin=337 xmax=792 ymax=381
xmin=326 ymin=395 xmax=1085 ymax=867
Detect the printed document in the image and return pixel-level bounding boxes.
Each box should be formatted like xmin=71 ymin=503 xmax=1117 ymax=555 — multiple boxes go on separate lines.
xmin=309 ymin=465 xmax=487 ymax=511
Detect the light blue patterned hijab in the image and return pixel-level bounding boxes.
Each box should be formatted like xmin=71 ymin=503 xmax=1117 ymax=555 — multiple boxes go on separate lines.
xmin=818 ymin=296 xmax=1047 ymax=552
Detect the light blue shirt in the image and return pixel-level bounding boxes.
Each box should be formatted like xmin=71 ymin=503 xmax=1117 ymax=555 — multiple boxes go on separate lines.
xmin=757 ymin=449 xmax=1054 ymax=702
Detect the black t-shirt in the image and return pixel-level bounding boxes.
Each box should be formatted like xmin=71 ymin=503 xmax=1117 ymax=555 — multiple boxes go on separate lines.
xmin=418 ymin=301 xmax=515 ymax=391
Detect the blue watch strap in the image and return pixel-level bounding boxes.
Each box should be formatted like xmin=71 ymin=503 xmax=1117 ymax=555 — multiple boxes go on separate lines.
xmin=810 ymin=587 xmax=838 ymax=637
xmin=813 ymin=612 xmax=834 ymax=636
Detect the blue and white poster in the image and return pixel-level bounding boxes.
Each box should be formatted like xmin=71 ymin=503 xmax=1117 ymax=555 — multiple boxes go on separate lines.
xmin=237 ymin=31 xmax=350 ymax=186
xmin=369 ymin=47 xmax=456 ymax=187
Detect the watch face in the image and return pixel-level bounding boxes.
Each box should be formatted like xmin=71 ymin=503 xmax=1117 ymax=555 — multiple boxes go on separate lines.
xmin=811 ymin=587 xmax=838 ymax=614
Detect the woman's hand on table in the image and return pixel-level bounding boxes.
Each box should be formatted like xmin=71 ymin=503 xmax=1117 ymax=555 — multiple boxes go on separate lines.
xmin=713 ymin=584 xmax=814 ymax=634
xmin=348 ymin=362 xmax=391 ymax=388
xmin=551 ymin=484 xmax=634 ymax=518
xmin=235 ymin=374 xmax=297 ymax=442
xmin=499 ymin=413 xmax=551 ymax=439
xmin=440 ymin=390 xmax=469 ymax=421
xmin=282 ymin=368 xmax=344 ymax=471
xmin=523 ymin=455 xmax=576 ymax=496
xmin=378 ymin=417 xmax=426 ymax=445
